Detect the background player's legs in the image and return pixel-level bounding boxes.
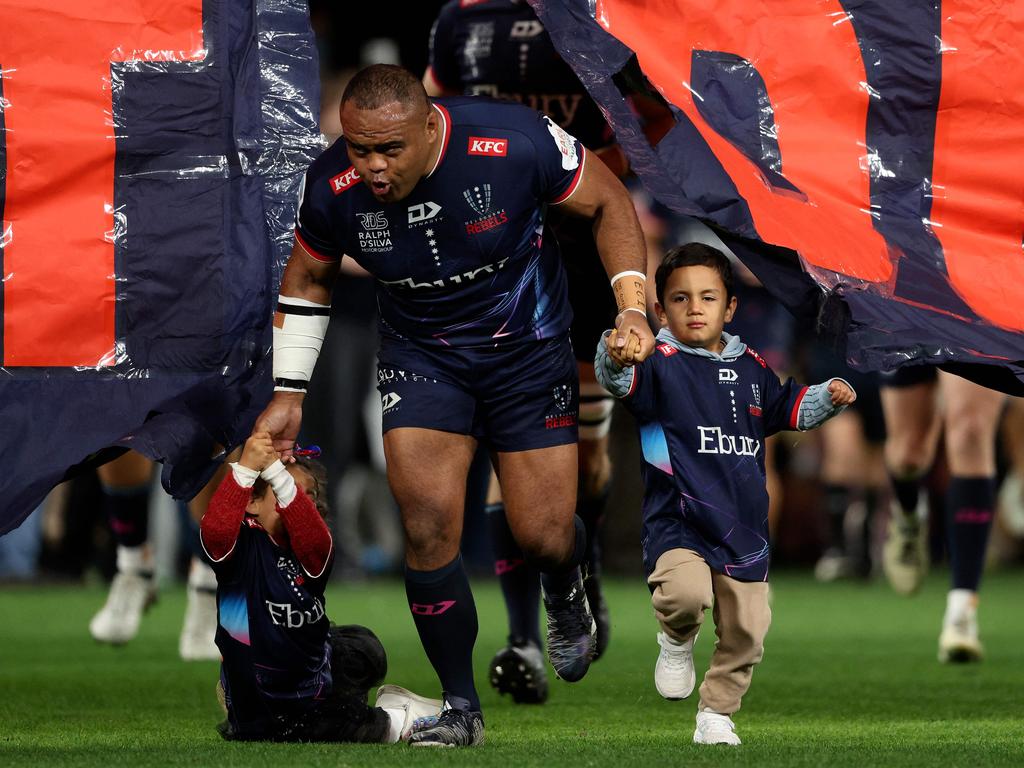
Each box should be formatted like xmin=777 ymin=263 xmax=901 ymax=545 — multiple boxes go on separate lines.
xmin=384 ymin=427 xmax=482 ymax=714
xmin=180 ymin=458 xmax=232 ymax=661
xmin=880 ymin=377 xmax=941 ymax=594
xmin=648 ymin=548 xmax=713 ymax=701
xmin=937 ymin=373 xmax=1004 ymax=662
xmin=484 ymin=470 xmax=548 ymax=704
xmin=90 ymin=451 xmax=156 ymax=644
xmin=577 ymin=365 xmax=615 ymax=659
xmin=497 ymin=443 xmax=596 ymax=682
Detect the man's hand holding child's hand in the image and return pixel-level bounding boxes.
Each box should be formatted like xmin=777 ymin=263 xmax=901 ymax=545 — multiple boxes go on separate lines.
xmin=240 ymin=431 xmax=279 ymax=472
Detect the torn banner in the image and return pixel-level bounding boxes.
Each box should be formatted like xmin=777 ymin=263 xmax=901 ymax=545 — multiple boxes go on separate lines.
xmin=0 ymin=0 xmax=322 ymax=533
xmin=531 ymin=0 xmax=1024 ymax=393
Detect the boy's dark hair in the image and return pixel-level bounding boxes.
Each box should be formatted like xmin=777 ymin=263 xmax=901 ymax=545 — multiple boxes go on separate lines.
xmin=251 ymin=457 xmax=331 ymax=523
xmin=655 ymin=242 xmax=735 ymax=304
xmin=341 ymin=64 xmax=429 ymax=113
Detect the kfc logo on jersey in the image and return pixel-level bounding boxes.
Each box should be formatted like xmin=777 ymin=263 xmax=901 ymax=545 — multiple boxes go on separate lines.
xmin=718 ymin=368 xmax=739 ymax=383
xmin=510 ymin=20 xmax=544 ymax=38
xmin=657 ymin=343 xmax=678 ymax=357
xmin=330 ymin=166 xmax=360 ymax=194
xmin=468 ymin=137 xmax=508 ymax=157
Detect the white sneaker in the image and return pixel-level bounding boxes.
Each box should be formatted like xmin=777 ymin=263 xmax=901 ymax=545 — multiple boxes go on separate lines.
xmin=938 ymin=589 xmax=983 ymax=663
xmin=180 ymin=587 xmax=220 ymax=661
xmin=375 ymin=684 xmax=444 ymax=743
xmin=89 ymin=570 xmax=157 ymax=644
xmin=655 ymin=631 xmax=696 ymax=700
xmin=693 ymin=709 xmax=741 ymax=745
xmin=882 ymin=497 xmax=929 ymax=595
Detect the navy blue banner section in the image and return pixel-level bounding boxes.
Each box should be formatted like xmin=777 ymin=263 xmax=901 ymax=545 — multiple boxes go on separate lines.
xmin=0 ymin=0 xmax=321 ymax=533
xmin=531 ymin=0 xmax=1024 ymax=394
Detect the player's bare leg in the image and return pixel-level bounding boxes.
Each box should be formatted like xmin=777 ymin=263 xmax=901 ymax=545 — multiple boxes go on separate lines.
xmin=497 ymin=443 xmax=596 ymax=682
xmin=880 ymin=380 xmax=940 ymax=594
xmin=937 ymin=373 xmax=1004 ymax=662
xmin=385 ymin=428 xmax=485 ymax=746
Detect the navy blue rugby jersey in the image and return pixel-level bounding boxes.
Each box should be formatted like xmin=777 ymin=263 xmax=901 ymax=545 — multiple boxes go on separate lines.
xmin=597 ymin=331 xmax=807 ymax=582
xmin=295 ymin=97 xmax=585 ymax=348
xmin=428 ymin=0 xmax=613 ymax=151
xmin=212 ymin=517 xmax=333 ymax=731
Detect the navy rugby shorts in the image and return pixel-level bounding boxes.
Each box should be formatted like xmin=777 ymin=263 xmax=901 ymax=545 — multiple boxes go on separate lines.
xmin=375 ymin=334 xmax=579 ymax=452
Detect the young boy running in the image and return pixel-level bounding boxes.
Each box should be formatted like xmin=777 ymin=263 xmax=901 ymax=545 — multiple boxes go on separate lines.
xmin=201 ymin=432 xmax=438 ymax=743
xmin=596 ymin=243 xmax=856 ymax=745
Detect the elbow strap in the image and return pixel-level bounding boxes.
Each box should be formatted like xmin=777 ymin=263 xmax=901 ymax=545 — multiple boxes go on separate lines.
xmin=273 ymin=295 xmax=330 ymax=392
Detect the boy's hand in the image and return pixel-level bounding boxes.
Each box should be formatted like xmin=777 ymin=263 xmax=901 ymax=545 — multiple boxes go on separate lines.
xmin=239 ymin=432 xmax=278 ymax=472
xmin=606 ymin=328 xmax=640 ymax=367
xmin=828 ymin=379 xmax=857 ymax=407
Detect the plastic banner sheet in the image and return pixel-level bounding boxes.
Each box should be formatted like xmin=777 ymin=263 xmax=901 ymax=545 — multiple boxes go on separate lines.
xmin=0 ymin=0 xmax=322 ymax=532
xmin=531 ymin=0 xmax=1024 ymax=393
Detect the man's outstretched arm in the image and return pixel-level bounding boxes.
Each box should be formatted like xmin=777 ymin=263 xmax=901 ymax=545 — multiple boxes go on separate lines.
xmin=255 ymin=240 xmax=340 ymax=459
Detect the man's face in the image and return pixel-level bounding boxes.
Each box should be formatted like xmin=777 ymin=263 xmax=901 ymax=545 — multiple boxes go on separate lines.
xmin=655 ymin=265 xmax=736 ymax=350
xmin=340 ymin=100 xmax=437 ymax=204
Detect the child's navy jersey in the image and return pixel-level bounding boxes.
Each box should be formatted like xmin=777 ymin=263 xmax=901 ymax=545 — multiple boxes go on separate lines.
xmin=295 ymin=97 xmax=584 ymax=349
xmin=428 ymin=0 xmax=613 ymax=151
xmin=212 ymin=517 xmax=334 ymax=733
xmin=597 ymin=331 xmax=807 ymax=582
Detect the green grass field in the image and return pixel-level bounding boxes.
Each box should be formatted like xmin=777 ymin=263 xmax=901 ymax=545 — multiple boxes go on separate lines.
xmin=2 ymin=571 xmax=1023 ymax=767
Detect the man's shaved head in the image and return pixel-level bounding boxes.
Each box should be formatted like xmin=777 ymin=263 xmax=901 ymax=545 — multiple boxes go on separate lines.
xmin=341 ymin=64 xmax=430 ymax=116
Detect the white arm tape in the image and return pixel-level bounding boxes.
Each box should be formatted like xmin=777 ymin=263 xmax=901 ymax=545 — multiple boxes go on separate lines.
xmin=261 ymin=459 xmax=297 ymax=508
xmin=273 ymin=295 xmax=330 ymax=392
xmin=610 ymin=270 xmax=647 ymax=286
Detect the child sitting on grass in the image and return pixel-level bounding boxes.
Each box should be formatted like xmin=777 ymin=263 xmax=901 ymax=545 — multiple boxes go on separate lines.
xmin=201 ymin=431 xmax=438 ymax=742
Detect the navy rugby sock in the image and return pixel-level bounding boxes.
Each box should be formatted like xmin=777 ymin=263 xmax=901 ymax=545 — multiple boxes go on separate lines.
xmin=405 ymin=554 xmax=480 ymax=711
xmin=890 ymin=474 xmax=924 ymax=518
xmin=486 ymin=502 xmax=542 ymax=648
xmin=823 ymin=483 xmax=852 ymax=551
xmin=577 ymin=483 xmax=610 ymax=577
xmin=102 ymin=482 xmax=149 ymax=549
xmin=947 ymin=476 xmax=995 ymax=591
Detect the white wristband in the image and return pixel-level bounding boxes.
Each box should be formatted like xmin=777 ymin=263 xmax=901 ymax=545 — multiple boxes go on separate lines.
xmin=616 ymin=307 xmax=647 ymax=318
xmin=273 ymin=295 xmax=330 ymax=392
xmin=230 ymin=462 xmax=259 ymax=488
xmin=610 ymin=270 xmax=647 ymax=286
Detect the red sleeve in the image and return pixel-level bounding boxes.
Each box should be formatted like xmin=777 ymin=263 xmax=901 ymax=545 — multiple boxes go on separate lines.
xmin=199 ymin=474 xmax=251 ymax=562
xmin=276 ymin=487 xmax=333 ymax=578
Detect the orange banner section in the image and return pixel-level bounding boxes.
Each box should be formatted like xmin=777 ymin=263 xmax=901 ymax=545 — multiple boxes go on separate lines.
xmin=930 ymin=1 xmax=1024 ymax=332
xmin=1 ymin=0 xmax=204 ymax=367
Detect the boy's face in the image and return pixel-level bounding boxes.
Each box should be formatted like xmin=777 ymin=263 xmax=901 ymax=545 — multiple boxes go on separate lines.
xmin=245 ymin=466 xmax=316 ymax=528
xmin=655 ymin=265 xmax=737 ymax=350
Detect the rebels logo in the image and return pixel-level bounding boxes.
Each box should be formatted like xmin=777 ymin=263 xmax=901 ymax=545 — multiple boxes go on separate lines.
xmin=468 ymin=136 xmax=508 ymax=157
xmin=330 ymin=166 xmax=360 ymax=194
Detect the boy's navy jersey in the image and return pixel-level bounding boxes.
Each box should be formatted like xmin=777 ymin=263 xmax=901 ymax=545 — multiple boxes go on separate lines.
xmin=212 ymin=517 xmax=334 ymax=734
xmin=295 ymin=97 xmax=585 ymax=349
xmin=597 ymin=332 xmax=807 ymax=582
xmin=428 ymin=0 xmax=613 ymax=151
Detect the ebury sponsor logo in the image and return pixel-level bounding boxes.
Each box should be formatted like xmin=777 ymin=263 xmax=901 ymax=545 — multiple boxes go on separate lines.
xmin=468 ymin=136 xmax=508 ymax=157
xmin=330 ymin=166 xmax=360 ymax=194
xmin=697 ymin=426 xmax=761 ymax=457
xmin=266 ymin=598 xmax=326 ymax=628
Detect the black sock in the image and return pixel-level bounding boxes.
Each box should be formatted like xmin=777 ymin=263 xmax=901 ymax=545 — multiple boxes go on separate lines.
xmin=405 ymin=555 xmax=480 ymax=711
xmin=486 ymin=502 xmax=541 ymax=648
xmin=947 ymin=476 xmax=995 ymax=591
xmin=823 ymin=483 xmax=852 ymax=551
xmin=102 ymin=483 xmax=149 ymax=548
xmin=539 ymin=515 xmax=586 ymax=597
xmin=577 ymin=482 xmax=610 ymax=578
xmin=890 ymin=473 xmax=923 ymax=517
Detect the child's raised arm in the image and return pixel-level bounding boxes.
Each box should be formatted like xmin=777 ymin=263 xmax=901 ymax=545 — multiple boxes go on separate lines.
xmin=261 ymin=461 xmax=333 ymax=579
